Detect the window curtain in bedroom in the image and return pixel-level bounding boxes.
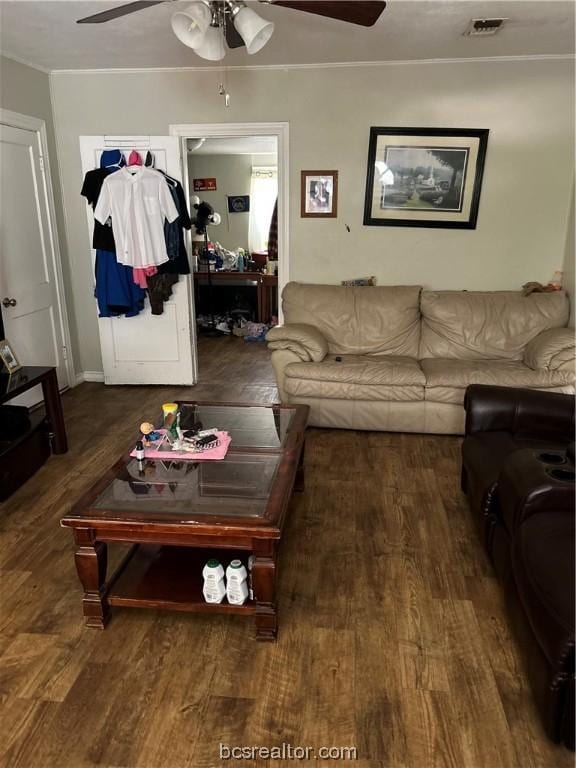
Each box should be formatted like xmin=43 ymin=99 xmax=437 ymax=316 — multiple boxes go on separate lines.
xmin=248 ymin=166 xmax=278 ymax=253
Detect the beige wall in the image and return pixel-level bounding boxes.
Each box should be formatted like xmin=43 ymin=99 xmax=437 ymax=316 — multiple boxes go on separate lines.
xmin=0 ymin=55 xmax=78 ymax=367
xmin=188 ymin=154 xmax=252 ymax=252
xmin=50 ymin=58 xmax=575 ymax=374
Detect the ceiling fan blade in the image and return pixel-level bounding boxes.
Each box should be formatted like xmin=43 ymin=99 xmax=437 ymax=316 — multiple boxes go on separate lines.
xmin=265 ymin=1 xmax=386 ymax=27
xmin=224 ymin=21 xmax=245 ymax=50
xmin=77 ymin=1 xmax=165 ymax=24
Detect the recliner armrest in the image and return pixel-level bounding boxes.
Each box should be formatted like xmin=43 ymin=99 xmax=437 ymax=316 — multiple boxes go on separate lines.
xmin=266 ymin=323 xmax=328 ymax=363
xmin=497 ymin=447 xmax=575 ymax=530
xmin=464 ymin=384 xmax=575 ymax=440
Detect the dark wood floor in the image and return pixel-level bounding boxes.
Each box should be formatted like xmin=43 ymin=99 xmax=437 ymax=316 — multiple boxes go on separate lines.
xmin=0 ymin=336 xmax=572 ymax=767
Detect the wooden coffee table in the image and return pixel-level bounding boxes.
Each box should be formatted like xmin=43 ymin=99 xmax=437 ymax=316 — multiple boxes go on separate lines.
xmin=61 ymin=401 xmax=308 ymax=641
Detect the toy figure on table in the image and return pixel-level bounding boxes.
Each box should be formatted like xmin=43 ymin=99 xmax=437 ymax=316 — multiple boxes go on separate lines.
xmin=140 ymin=422 xmax=162 ymax=446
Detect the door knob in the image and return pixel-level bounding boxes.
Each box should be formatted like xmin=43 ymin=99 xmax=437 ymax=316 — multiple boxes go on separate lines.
xmin=2 ymin=298 xmax=16 ymax=308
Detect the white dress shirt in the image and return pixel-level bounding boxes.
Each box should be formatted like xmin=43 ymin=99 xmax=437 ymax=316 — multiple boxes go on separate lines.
xmin=95 ymin=167 xmax=178 ymax=268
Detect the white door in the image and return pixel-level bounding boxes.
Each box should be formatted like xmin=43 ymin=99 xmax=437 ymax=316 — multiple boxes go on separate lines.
xmin=79 ymin=136 xmax=197 ymax=385
xmin=0 ymin=121 xmax=70 ymax=404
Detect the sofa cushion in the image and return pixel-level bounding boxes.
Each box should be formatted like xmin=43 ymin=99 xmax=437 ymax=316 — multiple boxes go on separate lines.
xmin=419 ymin=290 xmax=569 ymax=361
xmin=512 ymin=512 xmax=575 ymax=671
xmin=422 ymin=358 xmax=575 ymax=405
xmin=284 ymin=354 xmax=424 ymax=401
xmin=282 ymin=282 xmax=422 ymax=358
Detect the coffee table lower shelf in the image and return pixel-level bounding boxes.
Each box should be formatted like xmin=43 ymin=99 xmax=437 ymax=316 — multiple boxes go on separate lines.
xmin=107 ymin=544 xmax=256 ymax=616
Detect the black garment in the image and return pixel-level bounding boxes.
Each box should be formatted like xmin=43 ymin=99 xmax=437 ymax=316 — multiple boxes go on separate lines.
xmin=144 ymin=153 xmax=192 ymax=276
xmin=158 ymin=178 xmax=192 ymax=276
xmin=81 ymin=168 xmax=116 ymax=252
xmin=147 ymin=273 xmax=179 ymax=315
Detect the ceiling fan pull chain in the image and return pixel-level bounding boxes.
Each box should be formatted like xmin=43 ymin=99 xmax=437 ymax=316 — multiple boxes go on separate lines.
xmin=218 ymin=82 xmax=231 ymax=108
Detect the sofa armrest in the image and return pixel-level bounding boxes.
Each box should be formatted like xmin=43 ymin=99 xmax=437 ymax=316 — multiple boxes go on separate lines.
xmin=524 ymin=327 xmax=575 ymax=372
xmin=266 ymin=323 xmax=328 ymax=363
xmin=464 ymin=384 xmax=575 ymax=439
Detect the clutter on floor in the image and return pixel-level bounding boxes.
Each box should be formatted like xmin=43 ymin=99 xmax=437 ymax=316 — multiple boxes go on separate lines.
xmin=196 ymin=314 xmax=274 ymax=341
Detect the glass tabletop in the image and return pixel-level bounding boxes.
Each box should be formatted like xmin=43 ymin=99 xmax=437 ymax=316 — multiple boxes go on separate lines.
xmin=91 ymin=452 xmax=281 ymax=519
xmin=177 ymin=403 xmax=296 ymax=450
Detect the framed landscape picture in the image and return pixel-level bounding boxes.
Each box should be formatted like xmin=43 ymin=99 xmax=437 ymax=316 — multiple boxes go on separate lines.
xmin=363 ymin=127 xmax=489 ymax=229
xmin=301 ymin=170 xmax=338 ymax=218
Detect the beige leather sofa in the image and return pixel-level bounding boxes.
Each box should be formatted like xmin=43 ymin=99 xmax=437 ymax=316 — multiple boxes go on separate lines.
xmin=266 ymin=283 xmax=576 ymax=434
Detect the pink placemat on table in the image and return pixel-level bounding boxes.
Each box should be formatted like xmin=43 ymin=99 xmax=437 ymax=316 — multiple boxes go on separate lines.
xmin=130 ymin=430 xmax=231 ymax=461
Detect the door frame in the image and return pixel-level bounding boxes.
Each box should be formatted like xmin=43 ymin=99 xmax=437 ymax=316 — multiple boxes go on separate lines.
xmin=0 ymin=108 xmax=74 ymax=389
xmin=169 ymin=121 xmax=289 ymax=322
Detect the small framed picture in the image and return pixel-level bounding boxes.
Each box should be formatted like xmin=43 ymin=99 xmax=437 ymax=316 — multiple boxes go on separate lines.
xmin=301 ymin=170 xmax=338 ymax=218
xmin=0 ymin=339 xmax=22 ymax=374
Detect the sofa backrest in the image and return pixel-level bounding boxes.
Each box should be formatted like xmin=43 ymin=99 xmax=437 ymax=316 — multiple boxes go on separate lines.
xmin=419 ymin=290 xmax=569 ymax=360
xmin=282 ymin=282 xmax=422 ymax=357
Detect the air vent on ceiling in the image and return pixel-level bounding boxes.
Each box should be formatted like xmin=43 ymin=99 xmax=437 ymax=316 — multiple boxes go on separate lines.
xmin=464 ymin=18 xmax=508 ymax=37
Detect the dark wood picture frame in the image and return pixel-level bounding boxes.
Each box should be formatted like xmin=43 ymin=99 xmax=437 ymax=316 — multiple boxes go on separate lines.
xmin=301 ymin=170 xmax=338 ymax=218
xmin=363 ymin=127 xmax=489 ymax=229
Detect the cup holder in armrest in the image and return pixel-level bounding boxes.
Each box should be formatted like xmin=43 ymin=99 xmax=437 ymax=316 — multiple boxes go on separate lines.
xmin=546 ymin=467 xmax=576 ymax=483
xmin=537 ymin=451 xmax=566 ymax=465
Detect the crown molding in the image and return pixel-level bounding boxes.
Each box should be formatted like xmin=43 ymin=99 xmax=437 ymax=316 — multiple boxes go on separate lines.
xmin=48 ymin=53 xmax=575 ymax=76
xmin=0 ymin=50 xmax=51 ymax=74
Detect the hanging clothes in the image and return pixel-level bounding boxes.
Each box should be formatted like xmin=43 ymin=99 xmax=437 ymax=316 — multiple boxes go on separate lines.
xmin=94 ymin=251 xmax=146 ymax=318
xmin=127 ymin=149 xmax=143 ymax=166
xmin=80 ymin=148 xmax=124 ymax=252
xmin=81 ymin=149 xmax=146 ymax=318
xmin=147 ymin=273 xmax=179 ymax=315
xmin=145 ymin=152 xmax=192 ymax=275
xmin=133 ymin=265 xmax=158 ymax=289
xmin=268 ymin=198 xmax=278 ymax=260
xmin=94 ymin=167 xmax=178 ymax=269
xmin=158 ymin=178 xmax=192 ymax=275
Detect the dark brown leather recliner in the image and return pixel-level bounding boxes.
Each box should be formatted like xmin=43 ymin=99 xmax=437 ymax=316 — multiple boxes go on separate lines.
xmin=461 ymin=385 xmax=575 ymax=749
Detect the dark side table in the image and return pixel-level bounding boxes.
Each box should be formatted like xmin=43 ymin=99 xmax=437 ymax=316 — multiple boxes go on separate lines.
xmin=0 ymin=366 xmax=68 ymax=500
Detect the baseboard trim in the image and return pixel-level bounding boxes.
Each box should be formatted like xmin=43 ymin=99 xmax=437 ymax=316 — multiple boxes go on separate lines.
xmin=76 ymin=371 xmax=105 ymax=384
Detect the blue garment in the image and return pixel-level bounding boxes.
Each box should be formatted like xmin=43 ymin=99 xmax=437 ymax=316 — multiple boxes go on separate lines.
xmin=94 ymin=250 xmax=145 ymax=318
xmin=100 ymin=148 xmax=125 ymax=170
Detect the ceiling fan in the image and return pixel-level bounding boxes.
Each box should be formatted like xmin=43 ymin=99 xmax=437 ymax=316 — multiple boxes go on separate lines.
xmin=77 ymin=1 xmax=387 ymax=61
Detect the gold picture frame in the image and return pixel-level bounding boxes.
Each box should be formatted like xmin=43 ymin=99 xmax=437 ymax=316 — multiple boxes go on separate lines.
xmin=0 ymin=339 xmax=22 ymax=374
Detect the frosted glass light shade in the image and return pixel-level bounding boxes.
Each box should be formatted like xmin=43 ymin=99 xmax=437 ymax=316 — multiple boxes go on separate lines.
xmin=171 ymin=3 xmax=211 ymax=48
xmin=234 ymin=7 xmax=274 ymax=54
xmin=193 ymin=25 xmax=226 ymax=60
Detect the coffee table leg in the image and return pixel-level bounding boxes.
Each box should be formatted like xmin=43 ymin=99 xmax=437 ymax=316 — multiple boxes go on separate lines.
xmin=73 ymin=528 xmax=109 ymax=629
xmin=252 ymin=551 xmax=277 ymax=642
xmin=294 ymin=442 xmax=305 ymax=493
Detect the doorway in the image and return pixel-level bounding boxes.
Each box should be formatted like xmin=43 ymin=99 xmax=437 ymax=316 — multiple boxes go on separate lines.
xmin=170 ymin=122 xmax=289 ymax=357
xmin=187 ymin=135 xmax=278 ymax=335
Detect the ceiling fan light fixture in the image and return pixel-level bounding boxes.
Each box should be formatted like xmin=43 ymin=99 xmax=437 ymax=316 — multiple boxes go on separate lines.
xmin=233 ymin=6 xmax=274 ymax=55
xmin=171 ymin=2 xmax=212 ymax=49
xmin=193 ymin=23 xmax=226 ymax=60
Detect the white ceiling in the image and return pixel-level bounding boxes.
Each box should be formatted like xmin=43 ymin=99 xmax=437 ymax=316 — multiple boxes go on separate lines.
xmin=187 ymin=136 xmax=277 ymax=154
xmin=0 ymin=0 xmax=574 ymax=71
